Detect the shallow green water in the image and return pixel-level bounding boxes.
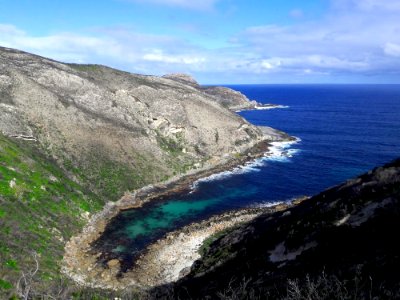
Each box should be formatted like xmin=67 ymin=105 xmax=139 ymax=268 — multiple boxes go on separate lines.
xmin=124 ymin=198 xmax=218 ymax=239
xmin=93 ymin=185 xmax=258 ymax=271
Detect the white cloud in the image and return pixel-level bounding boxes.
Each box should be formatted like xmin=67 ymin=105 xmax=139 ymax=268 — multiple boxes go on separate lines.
xmin=1 ymin=0 xmax=400 ymax=83
xmin=0 ymin=23 xmax=211 ymax=76
xmin=332 ymin=0 xmax=400 ymax=11
xmin=354 ymin=0 xmax=400 ymax=11
xmin=122 ymin=0 xmax=220 ymax=10
xmin=260 ymin=58 xmax=282 ymax=70
xmin=0 ymin=24 xmax=24 ymax=35
xmin=248 ymin=55 xmax=368 ymax=75
xmin=235 ymin=0 xmax=400 ymax=78
xmin=0 ymin=27 xmax=122 ymax=63
xmin=143 ymin=49 xmax=205 ymax=64
xmin=384 ymin=43 xmax=400 ymax=57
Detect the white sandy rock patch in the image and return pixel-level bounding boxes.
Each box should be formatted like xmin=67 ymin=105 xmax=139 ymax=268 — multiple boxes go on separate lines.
xmin=133 ymin=212 xmax=263 ymax=286
xmin=156 ymin=231 xmax=208 ymax=283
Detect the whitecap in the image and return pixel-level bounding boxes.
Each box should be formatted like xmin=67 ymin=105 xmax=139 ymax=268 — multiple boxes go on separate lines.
xmin=264 ymin=137 xmax=301 ymax=162
xmin=190 ymin=137 xmax=301 ymax=192
xmin=255 ymin=105 xmax=289 ymax=110
xmin=190 ymin=159 xmax=264 ymax=191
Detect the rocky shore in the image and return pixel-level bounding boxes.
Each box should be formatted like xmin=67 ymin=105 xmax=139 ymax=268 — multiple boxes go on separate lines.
xmin=132 ymin=204 xmax=294 ymax=287
xmin=62 ymin=128 xmax=295 ymax=290
xmin=63 ymin=197 xmax=294 ymax=290
xmin=235 ymin=104 xmax=289 ymax=112
xmin=169 ymin=159 xmax=400 ymax=299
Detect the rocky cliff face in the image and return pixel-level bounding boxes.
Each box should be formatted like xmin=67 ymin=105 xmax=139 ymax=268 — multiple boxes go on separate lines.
xmin=163 ymin=73 xmax=259 ymax=111
xmin=0 ymin=47 xmax=265 ymax=200
xmin=168 ymin=159 xmax=400 ymax=299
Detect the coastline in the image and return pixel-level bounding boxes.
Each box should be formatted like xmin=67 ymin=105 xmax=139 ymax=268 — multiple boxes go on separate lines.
xmin=62 ymin=129 xmax=296 ymax=290
xmin=234 ymin=103 xmax=289 ymax=113
xmin=131 ymin=201 xmax=302 ymax=287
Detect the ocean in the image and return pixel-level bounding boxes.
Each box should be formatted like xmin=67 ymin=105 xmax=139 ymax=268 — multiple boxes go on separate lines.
xmin=93 ymin=84 xmax=400 ymax=270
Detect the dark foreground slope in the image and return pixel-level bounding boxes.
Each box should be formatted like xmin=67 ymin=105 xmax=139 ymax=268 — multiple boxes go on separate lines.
xmin=166 ymin=159 xmax=400 ymax=299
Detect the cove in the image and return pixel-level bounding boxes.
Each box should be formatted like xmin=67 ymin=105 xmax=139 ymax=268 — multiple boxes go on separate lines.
xmin=92 ymin=178 xmax=262 ymax=272
xmin=92 ymin=84 xmax=400 ymax=274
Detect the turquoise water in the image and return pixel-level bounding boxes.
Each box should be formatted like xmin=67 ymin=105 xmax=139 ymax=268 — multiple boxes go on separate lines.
xmin=124 ymin=199 xmax=218 ymax=239
xmin=93 ymin=186 xmax=258 ymax=270
xmin=93 ymin=84 xmax=400 ymax=272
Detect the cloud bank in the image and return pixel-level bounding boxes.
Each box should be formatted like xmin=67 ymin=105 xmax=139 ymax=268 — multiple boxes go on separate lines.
xmin=1 ymin=0 xmax=400 ymax=83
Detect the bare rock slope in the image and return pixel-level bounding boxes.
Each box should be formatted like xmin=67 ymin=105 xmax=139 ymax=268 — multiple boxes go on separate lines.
xmin=0 ymin=47 xmax=265 ymax=200
xmin=163 ymin=73 xmax=261 ymax=111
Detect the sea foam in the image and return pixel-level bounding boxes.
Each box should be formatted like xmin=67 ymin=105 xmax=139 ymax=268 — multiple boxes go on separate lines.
xmin=190 ymin=137 xmax=301 ymax=191
xmin=235 ymin=105 xmax=289 ymax=113
xmin=255 ymin=105 xmax=289 ymax=110
xmin=264 ymin=137 xmax=301 ymax=162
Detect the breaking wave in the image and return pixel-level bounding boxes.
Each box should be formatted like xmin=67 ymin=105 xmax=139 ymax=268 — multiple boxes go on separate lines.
xmin=190 ymin=137 xmax=301 ymax=191
xmin=254 ymin=105 xmax=289 ymax=110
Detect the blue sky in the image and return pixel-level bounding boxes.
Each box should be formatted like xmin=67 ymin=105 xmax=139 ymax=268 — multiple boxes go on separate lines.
xmin=1 ymin=0 xmax=400 ymax=84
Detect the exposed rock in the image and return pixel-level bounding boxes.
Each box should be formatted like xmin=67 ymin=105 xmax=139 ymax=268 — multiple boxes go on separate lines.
xmin=201 ymin=86 xmax=258 ymax=111
xmin=168 ymin=158 xmax=400 ymax=299
xmin=163 ymin=72 xmax=280 ymax=111
xmin=107 ymin=259 xmax=120 ymax=268
xmin=162 ymin=73 xmax=199 ymax=87
xmin=0 ymin=47 xmax=268 ymax=200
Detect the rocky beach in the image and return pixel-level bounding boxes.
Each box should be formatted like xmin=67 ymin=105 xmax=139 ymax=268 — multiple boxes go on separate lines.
xmin=62 ymin=127 xmax=295 ymax=290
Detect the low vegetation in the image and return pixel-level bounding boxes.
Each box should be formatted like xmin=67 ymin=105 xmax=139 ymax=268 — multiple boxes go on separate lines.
xmin=0 ymin=134 xmax=104 ymax=298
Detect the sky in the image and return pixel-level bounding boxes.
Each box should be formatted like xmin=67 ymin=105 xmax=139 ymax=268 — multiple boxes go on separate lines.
xmin=1 ymin=0 xmax=400 ymax=84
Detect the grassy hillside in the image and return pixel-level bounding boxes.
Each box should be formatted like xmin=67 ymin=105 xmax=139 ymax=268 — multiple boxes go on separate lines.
xmin=0 ymin=134 xmax=104 ymax=297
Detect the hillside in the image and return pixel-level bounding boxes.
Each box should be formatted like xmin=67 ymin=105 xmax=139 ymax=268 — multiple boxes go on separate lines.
xmin=0 ymin=134 xmax=103 ymax=295
xmin=162 ymin=73 xmax=263 ymax=111
xmin=0 ymin=47 xmax=265 ymax=201
xmin=0 ymin=46 xmax=271 ymax=297
xmin=166 ymin=159 xmax=400 ymax=299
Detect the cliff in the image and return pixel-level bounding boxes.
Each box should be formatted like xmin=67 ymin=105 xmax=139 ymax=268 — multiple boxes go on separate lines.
xmin=167 ymin=159 xmax=400 ymax=299
xmin=162 ymin=73 xmax=262 ymax=111
xmin=0 ymin=46 xmax=272 ymax=297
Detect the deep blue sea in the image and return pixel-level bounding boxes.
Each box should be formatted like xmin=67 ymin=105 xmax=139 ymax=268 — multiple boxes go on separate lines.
xmin=95 ymin=84 xmax=400 ymax=268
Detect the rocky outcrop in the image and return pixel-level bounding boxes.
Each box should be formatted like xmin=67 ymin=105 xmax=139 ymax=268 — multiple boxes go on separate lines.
xmin=162 ymin=73 xmax=278 ymax=111
xmin=162 ymin=73 xmax=199 ymax=87
xmin=167 ymin=159 xmax=400 ymax=299
xmin=201 ymin=86 xmax=260 ymax=111
xmin=0 ymin=47 xmax=267 ymax=200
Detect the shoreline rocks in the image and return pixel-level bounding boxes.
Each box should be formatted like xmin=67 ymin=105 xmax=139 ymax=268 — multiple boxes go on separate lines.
xmin=61 ymin=132 xmax=294 ymax=290
xmin=132 ymin=204 xmax=293 ymax=287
